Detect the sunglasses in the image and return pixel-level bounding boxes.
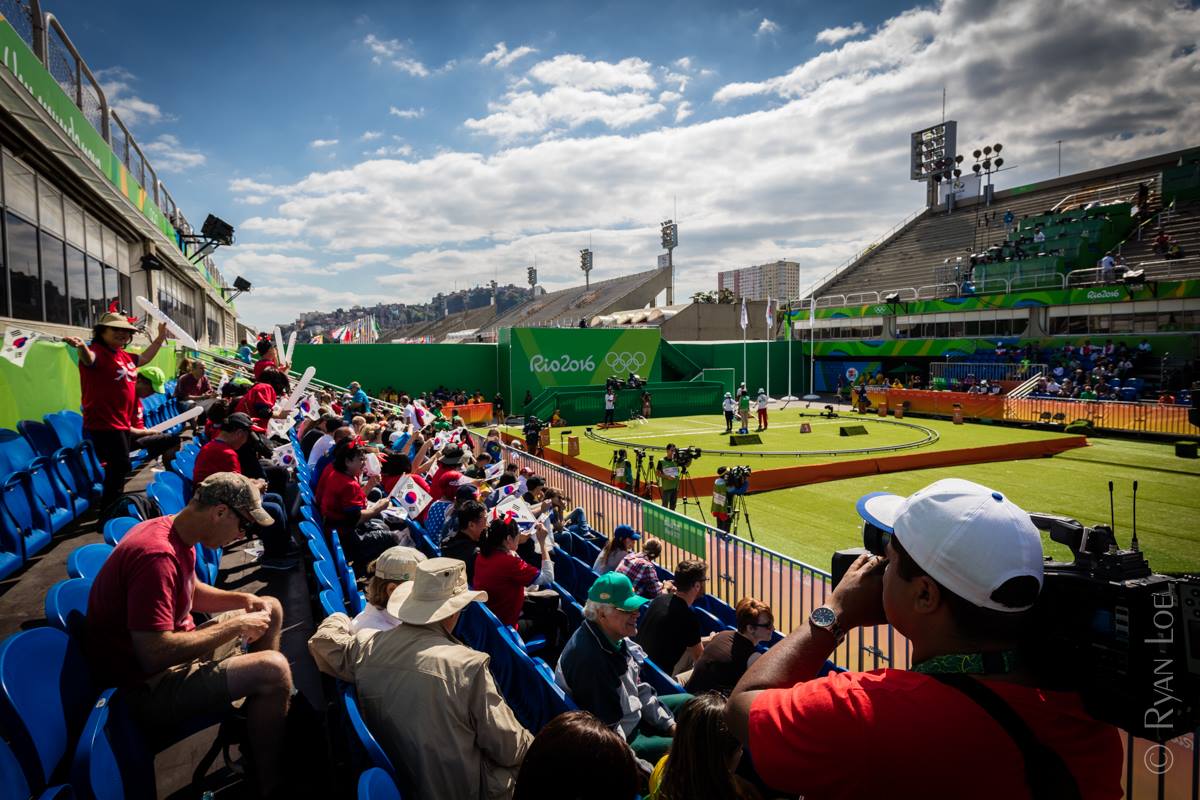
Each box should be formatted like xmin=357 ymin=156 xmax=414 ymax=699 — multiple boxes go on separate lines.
xmin=230 ymin=506 xmax=257 ymax=533
xmin=748 ymin=621 xmax=775 ymax=630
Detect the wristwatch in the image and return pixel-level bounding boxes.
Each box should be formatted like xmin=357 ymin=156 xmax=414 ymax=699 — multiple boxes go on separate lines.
xmin=809 ymin=605 xmax=846 ymax=645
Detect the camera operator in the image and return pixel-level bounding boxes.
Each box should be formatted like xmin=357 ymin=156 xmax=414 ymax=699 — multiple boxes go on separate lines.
xmin=656 ymin=444 xmax=680 ymax=510
xmin=710 ymin=467 xmax=735 ymax=533
xmin=725 ymin=478 xmax=1122 ymax=799
xmin=523 ymin=415 xmax=543 ymax=455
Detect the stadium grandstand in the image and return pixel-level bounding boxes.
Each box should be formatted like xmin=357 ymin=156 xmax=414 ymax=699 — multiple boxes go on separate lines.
xmin=2 ymin=1 xmax=1199 ymax=798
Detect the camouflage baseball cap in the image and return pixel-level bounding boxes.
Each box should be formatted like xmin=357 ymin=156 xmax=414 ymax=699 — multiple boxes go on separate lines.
xmin=194 ymin=472 xmax=274 ymax=526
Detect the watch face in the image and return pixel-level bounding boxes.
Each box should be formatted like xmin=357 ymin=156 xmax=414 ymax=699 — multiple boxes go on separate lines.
xmin=811 ymin=606 xmax=836 ymax=628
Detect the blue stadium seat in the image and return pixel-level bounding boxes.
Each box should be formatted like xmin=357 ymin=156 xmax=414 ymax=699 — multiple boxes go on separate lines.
xmin=694 ymin=594 xmax=738 ymax=629
xmin=318 ymin=589 xmax=343 ymax=619
xmin=314 ymin=559 xmax=345 ymax=607
xmin=101 ymin=517 xmax=138 ymax=547
xmin=66 ymin=544 xmax=114 ymax=581
xmin=152 ymin=472 xmax=189 ymax=505
xmin=358 ymin=767 xmax=404 ymax=800
xmin=69 ymin=689 xmax=155 ymax=800
xmin=0 ymin=736 xmax=72 ymax=800
xmin=0 ymin=475 xmax=53 ymax=562
xmin=691 ymin=605 xmax=729 ymax=637
xmin=45 ymin=577 xmax=92 ymax=638
xmin=0 ymin=430 xmax=74 ymax=533
xmin=42 ymin=413 xmax=104 ymax=497
xmin=17 ymin=420 xmax=91 ymax=516
xmin=549 ymin=550 xmax=597 ymax=605
xmin=144 ymin=481 xmax=183 ymax=516
xmin=339 ymin=682 xmax=397 ymax=779
xmin=330 ymin=533 xmax=364 ymax=615
xmin=640 ymin=656 xmax=685 ymax=696
xmin=405 ymin=519 xmax=439 ymax=559
xmin=0 ymin=628 xmax=94 ymax=792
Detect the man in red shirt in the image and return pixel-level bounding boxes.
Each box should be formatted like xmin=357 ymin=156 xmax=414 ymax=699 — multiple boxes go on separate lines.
xmin=85 ymin=473 xmax=292 ymax=796
xmin=726 ymin=479 xmax=1122 ymax=800
xmin=194 ymin=413 xmax=295 ymax=569
xmin=64 ymin=311 xmax=169 ymax=504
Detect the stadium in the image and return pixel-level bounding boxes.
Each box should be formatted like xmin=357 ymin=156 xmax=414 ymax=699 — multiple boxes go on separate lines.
xmin=0 ymin=1 xmax=1197 ymax=799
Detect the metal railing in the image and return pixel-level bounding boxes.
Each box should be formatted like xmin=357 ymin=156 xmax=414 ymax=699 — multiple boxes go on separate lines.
xmin=1004 ymin=396 xmax=1196 ymax=436
xmin=929 ymin=362 xmax=1047 ymax=386
xmin=1050 ymin=176 xmax=1150 ymax=213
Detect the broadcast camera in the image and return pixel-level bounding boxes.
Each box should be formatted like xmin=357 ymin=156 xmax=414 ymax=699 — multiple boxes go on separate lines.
xmin=674 ymin=446 xmax=702 ymax=469
xmin=724 ymin=465 xmax=752 ymax=493
xmin=610 ymin=448 xmax=628 ymax=463
xmin=605 ymin=376 xmax=625 ymax=392
xmin=627 ymin=372 xmax=645 ymax=389
xmin=833 ymin=485 xmax=1200 ymax=740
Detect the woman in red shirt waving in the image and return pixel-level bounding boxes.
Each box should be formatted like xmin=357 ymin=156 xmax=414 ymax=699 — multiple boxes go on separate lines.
xmin=472 ymin=516 xmax=562 ymax=653
xmin=64 ymin=311 xmax=168 ymax=505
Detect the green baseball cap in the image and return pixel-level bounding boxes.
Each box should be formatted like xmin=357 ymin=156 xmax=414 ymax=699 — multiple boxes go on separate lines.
xmin=138 ymin=366 xmax=166 ymax=394
xmin=587 ymin=572 xmax=650 ymax=612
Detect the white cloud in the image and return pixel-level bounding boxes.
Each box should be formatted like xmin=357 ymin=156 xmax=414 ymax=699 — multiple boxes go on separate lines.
xmin=756 ymin=18 xmax=781 ymax=37
xmin=816 ymin=21 xmax=867 ymax=44
xmin=310 ymin=138 xmax=339 ymax=148
xmin=674 ymin=57 xmax=693 ymax=70
xmin=528 ymin=54 xmax=657 ymax=91
xmin=140 ymin=134 xmax=206 ymax=172
xmin=674 ymin=102 xmax=693 ymax=123
xmin=480 ymin=42 xmax=539 ymax=68
xmin=327 ymin=253 xmax=392 ymax=272
xmin=95 ymin=67 xmax=171 ymax=128
xmin=389 ymin=106 xmax=425 ymax=119
xmin=659 ymin=90 xmax=682 ymax=104
xmin=360 ymin=130 xmax=383 ymax=141
xmin=365 ymin=144 xmax=414 ymax=158
xmin=362 ymin=34 xmax=429 ymax=77
xmin=227 ymin=0 xmax=1200 ymax=328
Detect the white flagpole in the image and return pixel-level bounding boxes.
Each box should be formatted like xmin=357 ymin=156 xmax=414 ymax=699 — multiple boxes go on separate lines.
xmin=765 ymin=297 xmax=771 ymax=400
xmin=740 ymin=297 xmax=748 ymax=388
xmin=782 ymin=303 xmax=797 ymax=403
xmin=803 ymin=296 xmax=820 ymax=401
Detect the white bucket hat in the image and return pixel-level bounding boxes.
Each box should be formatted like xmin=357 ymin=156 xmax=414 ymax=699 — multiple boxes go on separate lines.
xmin=387 ymin=557 xmax=487 ymax=624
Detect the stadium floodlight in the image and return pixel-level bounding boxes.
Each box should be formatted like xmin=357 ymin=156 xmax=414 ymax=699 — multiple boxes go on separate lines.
xmin=884 ymin=292 xmax=901 ymax=305
xmin=181 ymin=213 xmax=236 ymax=264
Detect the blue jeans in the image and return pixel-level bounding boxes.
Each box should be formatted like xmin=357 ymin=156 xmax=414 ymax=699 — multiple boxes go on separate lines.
xmin=259 ymin=493 xmax=291 ymax=558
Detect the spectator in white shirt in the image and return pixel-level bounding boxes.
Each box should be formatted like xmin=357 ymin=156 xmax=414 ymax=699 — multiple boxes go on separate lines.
xmin=351 ymin=547 xmax=427 ymax=634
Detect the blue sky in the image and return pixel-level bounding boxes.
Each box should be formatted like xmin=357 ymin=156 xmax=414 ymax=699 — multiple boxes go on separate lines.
xmin=46 ymin=0 xmax=1200 ymax=328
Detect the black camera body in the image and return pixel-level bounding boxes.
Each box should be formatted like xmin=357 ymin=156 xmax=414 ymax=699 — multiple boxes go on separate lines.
xmin=611 ymin=448 xmax=628 ymax=463
xmin=724 ymin=465 xmax=752 ymax=493
xmin=832 ymin=512 xmax=1200 ymax=740
xmin=675 ymin=446 xmax=702 ymax=469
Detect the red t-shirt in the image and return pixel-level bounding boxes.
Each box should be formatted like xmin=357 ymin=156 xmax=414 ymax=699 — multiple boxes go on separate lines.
xmin=193 ymin=438 xmax=241 ymax=484
xmin=748 ymin=668 xmax=1123 ymax=800
xmin=85 ymin=516 xmax=197 ymax=686
xmin=236 ymin=383 xmax=276 ymax=428
xmin=253 ymin=358 xmax=277 ymax=380
xmin=79 ymin=342 xmax=138 ymax=431
xmin=318 ymin=468 xmax=366 ymax=530
xmin=430 ymin=465 xmax=464 ymax=501
xmin=473 ymin=550 xmax=539 ymax=627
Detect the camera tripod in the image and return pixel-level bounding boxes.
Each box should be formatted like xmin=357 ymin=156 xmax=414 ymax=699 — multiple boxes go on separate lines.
xmin=609 ymin=451 xmax=631 ymax=488
xmin=633 ymin=450 xmax=656 ymax=498
xmin=678 ymin=464 xmax=707 ymax=523
xmin=728 ymin=492 xmax=754 ymax=541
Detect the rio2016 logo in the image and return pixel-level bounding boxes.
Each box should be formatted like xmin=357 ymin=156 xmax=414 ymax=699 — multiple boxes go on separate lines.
xmin=529 ymin=354 xmax=597 ymax=373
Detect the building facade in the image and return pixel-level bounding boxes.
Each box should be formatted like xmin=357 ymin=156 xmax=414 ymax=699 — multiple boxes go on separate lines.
xmin=717 ymin=260 xmax=801 ymax=301
xmin=0 ymin=5 xmax=241 ymax=349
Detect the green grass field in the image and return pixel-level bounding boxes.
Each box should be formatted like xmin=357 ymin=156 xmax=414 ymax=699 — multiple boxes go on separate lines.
xmin=514 ymin=412 xmax=1076 ymax=478
xmin=509 ymin=416 xmax=1200 ymax=574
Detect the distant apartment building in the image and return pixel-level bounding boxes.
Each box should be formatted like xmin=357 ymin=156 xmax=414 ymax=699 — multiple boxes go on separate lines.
xmin=717 ymin=260 xmax=801 ymax=301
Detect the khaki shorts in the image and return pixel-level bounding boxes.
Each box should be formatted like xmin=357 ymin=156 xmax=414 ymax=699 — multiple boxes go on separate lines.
xmin=126 ymin=611 xmax=244 ymax=740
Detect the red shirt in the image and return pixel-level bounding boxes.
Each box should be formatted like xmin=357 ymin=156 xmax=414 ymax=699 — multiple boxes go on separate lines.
xmin=85 ymin=516 xmax=197 ymax=686
xmin=193 ymin=438 xmax=241 ymax=484
xmin=253 ymin=358 xmax=277 ymax=380
xmin=79 ymin=342 xmax=138 ymax=431
xmin=175 ymin=372 xmax=211 ymax=399
xmin=430 ymin=465 xmax=464 ymax=501
xmin=473 ymin=550 xmax=539 ymax=626
xmin=236 ymin=383 xmax=277 ymax=428
xmin=748 ymin=668 xmax=1122 ymax=800
xmin=318 ymin=468 xmax=366 ymax=530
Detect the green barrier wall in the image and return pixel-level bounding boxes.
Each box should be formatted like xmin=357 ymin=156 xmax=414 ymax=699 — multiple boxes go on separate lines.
xmin=290 ymin=343 xmax=500 ymax=398
xmin=0 ymin=340 xmax=177 ymax=431
xmin=671 ymin=340 xmax=811 ymax=398
xmin=501 ymin=327 xmax=662 ymax=408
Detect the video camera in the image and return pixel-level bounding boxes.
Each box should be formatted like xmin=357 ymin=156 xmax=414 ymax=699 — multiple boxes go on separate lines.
xmin=674 ymin=446 xmax=702 ymax=469
xmin=833 ymin=487 xmax=1200 ymax=740
xmin=610 ymin=448 xmax=628 ymax=463
xmin=724 ymin=465 xmax=752 ymax=493
xmin=522 ymin=416 xmax=544 ymax=437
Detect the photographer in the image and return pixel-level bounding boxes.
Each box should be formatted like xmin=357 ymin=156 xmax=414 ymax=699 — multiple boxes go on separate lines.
xmin=604 ymin=387 xmax=616 ymax=426
xmin=710 ymin=467 xmax=735 ymax=534
xmin=523 ymin=416 xmax=544 ymax=455
xmin=656 ymin=444 xmax=681 ymax=510
xmin=725 ymin=479 xmax=1122 ymax=799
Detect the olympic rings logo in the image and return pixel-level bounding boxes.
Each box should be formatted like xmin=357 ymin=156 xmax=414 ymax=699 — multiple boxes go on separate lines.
xmin=604 ymin=351 xmax=647 ymax=373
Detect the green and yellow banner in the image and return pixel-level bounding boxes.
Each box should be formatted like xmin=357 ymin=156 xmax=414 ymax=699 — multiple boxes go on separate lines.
xmin=503 ymin=328 xmax=662 ymax=405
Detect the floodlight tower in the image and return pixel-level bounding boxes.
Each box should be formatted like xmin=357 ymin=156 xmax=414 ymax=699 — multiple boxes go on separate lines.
xmin=580 ymin=248 xmax=593 ymax=288
xmin=660 ymin=219 xmax=678 ymax=305
xmin=526 ymin=265 xmax=538 ymax=299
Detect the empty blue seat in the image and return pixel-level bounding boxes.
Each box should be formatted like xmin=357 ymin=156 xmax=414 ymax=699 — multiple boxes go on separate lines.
xmin=0 ymin=474 xmax=52 ymax=562
xmin=152 ymin=472 xmax=189 ymax=504
xmin=640 ymin=656 xmax=686 ymax=696
xmin=0 ymin=627 xmax=94 ymax=792
xmin=45 ymin=577 xmax=92 ymax=637
xmin=144 ymin=481 xmax=183 ymax=516
xmin=0 ymin=430 xmax=74 ymax=533
xmin=69 ymin=689 xmax=155 ymax=800
xmin=66 ymin=544 xmax=115 ymax=581
xmin=339 ymin=682 xmax=397 ymax=779
xmin=358 ymin=766 xmax=404 ymax=800
xmin=17 ymin=419 xmax=92 ymax=515
xmin=0 ymin=736 xmax=72 ymax=800
xmin=318 ymin=589 xmax=343 ymax=619
xmin=102 ymin=517 xmax=139 ymax=547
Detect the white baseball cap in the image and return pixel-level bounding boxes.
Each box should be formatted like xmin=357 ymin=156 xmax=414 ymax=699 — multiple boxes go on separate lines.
xmin=854 ymin=478 xmax=1044 ymax=612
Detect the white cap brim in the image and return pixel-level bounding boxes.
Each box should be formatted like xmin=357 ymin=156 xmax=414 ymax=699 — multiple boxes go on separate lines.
xmin=855 ymin=492 xmax=904 ymax=533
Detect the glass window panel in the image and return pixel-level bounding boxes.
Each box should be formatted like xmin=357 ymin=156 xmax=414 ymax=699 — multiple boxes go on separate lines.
xmin=7 ymin=212 xmax=42 ymax=320
xmin=37 ymin=179 xmax=64 ymax=237
xmin=102 ymin=264 xmax=120 ymax=317
xmin=84 ymin=213 xmax=102 ymax=257
xmin=63 ymin=197 xmax=85 ymax=248
xmin=39 ymin=231 xmax=68 ymax=324
xmin=102 ymin=227 xmax=117 ymax=265
xmin=117 ymin=238 xmax=130 ymax=273
xmin=119 ymin=273 xmax=131 ymax=313
xmin=2 ymin=154 xmax=37 ymax=222
xmin=66 ymin=244 xmax=88 ymax=327
xmin=86 ymin=255 xmax=105 ymax=323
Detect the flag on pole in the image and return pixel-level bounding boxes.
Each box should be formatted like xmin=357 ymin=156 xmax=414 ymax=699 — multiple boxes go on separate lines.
xmin=765 ymin=296 xmax=773 ymax=327
xmin=739 ymin=297 xmax=748 ymax=331
xmin=0 ymin=327 xmax=43 ymax=367
xmin=809 ymin=296 xmax=816 ymax=329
